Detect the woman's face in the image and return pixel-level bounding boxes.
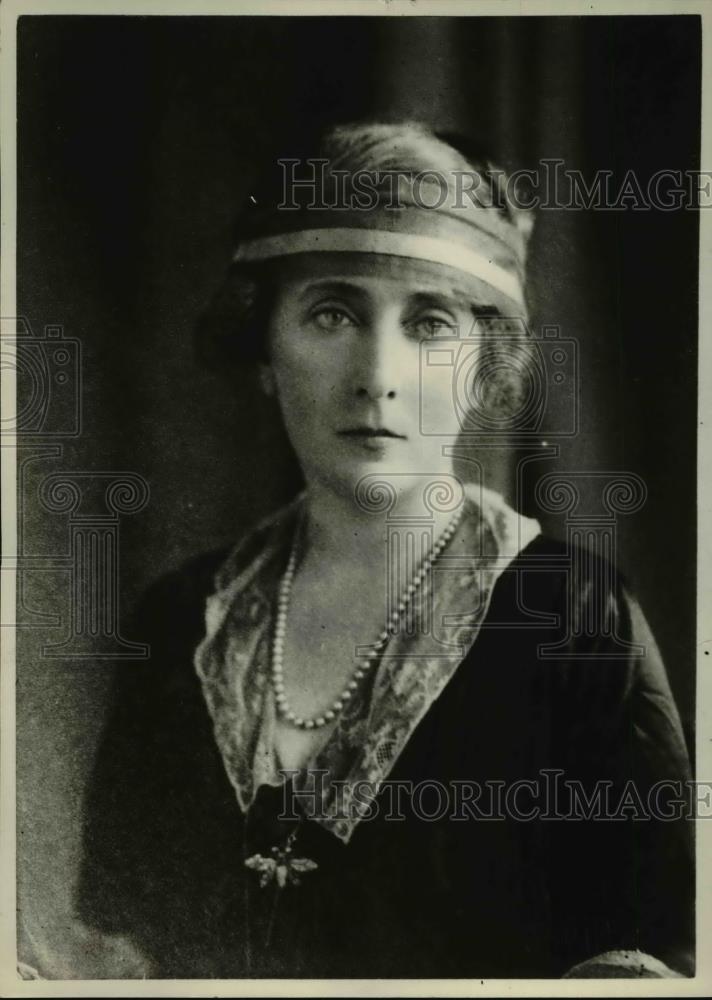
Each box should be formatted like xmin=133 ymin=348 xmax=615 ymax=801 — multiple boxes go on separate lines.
xmin=265 ymin=255 xmax=481 ymax=501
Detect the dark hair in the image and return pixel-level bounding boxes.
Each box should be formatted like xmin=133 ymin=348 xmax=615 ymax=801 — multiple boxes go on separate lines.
xmin=195 ymin=262 xmax=276 ymax=368
xmin=195 ymin=120 xmax=536 ymax=425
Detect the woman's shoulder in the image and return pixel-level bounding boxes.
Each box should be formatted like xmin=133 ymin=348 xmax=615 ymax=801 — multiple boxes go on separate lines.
xmin=500 ymin=529 xmax=632 ymax=610
xmin=483 ymin=528 xmax=645 ymax=692
xmin=135 ymin=493 xmax=305 ymax=625
xmin=492 ymin=531 xmax=686 ymax=730
xmin=463 ymin=487 xmax=633 ymax=613
xmin=133 ymin=547 xmax=230 ymax=627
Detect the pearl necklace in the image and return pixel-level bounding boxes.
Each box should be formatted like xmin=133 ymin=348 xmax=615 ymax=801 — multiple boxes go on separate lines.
xmin=271 ymin=504 xmax=465 ymax=730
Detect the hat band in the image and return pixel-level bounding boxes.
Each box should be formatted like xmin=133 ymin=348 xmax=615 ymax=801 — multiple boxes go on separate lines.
xmin=232 ymin=228 xmax=525 ymax=308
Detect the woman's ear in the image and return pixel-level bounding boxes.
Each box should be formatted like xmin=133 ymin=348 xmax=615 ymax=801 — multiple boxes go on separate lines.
xmin=259 ymin=363 xmax=276 ymax=397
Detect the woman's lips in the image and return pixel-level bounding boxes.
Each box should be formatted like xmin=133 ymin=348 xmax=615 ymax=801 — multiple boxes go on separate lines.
xmin=337 ymin=428 xmax=407 ymax=454
xmin=337 ymin=428 xmax=406 ymax=439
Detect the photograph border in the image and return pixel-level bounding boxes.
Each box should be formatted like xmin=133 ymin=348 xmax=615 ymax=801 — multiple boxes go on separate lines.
xmin=1 ymin=1 xmax=710 ymax=996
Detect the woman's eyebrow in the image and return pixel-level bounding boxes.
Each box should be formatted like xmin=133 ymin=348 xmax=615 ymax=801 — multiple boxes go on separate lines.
xmin=298 ymin=280 xmax=367 ymax=302
xmin=408 ymin=291 xmax=458 ymax=311
xmin=407 ymin=290 xmax=481 ymax=313
xmin=410 ymin=292 xmax=504 ymax=320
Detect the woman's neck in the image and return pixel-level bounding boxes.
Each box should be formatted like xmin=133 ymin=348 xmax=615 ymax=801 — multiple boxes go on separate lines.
xmin=300 ymin=476 xmax=465 ymax=570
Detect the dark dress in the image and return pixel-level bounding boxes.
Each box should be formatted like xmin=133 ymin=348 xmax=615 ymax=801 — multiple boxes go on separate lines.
xmin=76 ymin=533 xmax=694 ymax=979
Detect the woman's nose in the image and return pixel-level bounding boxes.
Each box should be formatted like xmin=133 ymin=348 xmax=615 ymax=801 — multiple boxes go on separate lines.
xmin=351 ymin=318 xmax=404 ymax=401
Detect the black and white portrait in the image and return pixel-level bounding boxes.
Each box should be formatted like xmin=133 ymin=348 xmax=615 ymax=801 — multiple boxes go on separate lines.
xmin=5 ymin=3 xmax=707 ymax=987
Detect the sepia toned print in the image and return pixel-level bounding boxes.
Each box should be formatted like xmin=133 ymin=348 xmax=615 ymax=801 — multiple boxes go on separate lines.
xmin=6 ymin=7 xmax=704 ymax=988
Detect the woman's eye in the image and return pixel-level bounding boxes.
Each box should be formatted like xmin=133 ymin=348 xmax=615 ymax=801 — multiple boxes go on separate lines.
xmin=311 ymin=307 xmax=355 ymax=331
xmin=410 ymin=316 xmax=457 ymax=339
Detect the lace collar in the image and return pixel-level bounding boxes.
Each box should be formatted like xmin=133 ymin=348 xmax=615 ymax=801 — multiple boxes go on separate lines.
xmin=194 ymin=485 xmax=540 ymax=843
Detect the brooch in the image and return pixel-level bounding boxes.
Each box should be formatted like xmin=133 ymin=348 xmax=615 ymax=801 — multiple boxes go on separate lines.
xmin=245 ymin=828 xmax=318 ymax=889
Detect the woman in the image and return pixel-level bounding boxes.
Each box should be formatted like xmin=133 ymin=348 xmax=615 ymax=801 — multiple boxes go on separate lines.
xmin=77 ymin=122 xmax=694 ymax=979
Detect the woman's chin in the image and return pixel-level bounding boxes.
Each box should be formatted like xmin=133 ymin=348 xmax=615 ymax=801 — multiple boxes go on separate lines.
xmin=310 ymin=457 xmax=456 ymax=510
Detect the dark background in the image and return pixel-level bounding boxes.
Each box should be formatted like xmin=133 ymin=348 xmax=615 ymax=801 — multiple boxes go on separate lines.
xmin=16 ymin=15 xmax=699 ymax=977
